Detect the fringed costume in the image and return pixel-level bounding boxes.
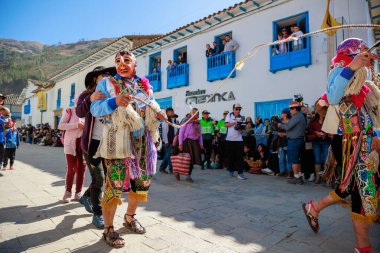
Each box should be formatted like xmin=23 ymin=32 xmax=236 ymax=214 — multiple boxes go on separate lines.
xmin=91 ymin=73 xmax=160 ymax=209
xmin=323 ymin=38 xmax=380 ymax=223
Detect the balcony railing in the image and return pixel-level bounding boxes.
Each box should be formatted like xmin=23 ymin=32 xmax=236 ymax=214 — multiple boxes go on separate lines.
xmin=167 ymin=64 xmax=189 ymax=89
xmin=146 ymin=72 xmax=161 ymax=92
xmin=270 ymin=37 xmax=311 ymax=73
xmin=207 ymin=52 xmax=236 ymax=82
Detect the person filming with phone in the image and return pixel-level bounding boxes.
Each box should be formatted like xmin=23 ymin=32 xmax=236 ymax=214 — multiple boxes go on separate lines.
xmin=224 ymin=103 xmax=247 ymax=180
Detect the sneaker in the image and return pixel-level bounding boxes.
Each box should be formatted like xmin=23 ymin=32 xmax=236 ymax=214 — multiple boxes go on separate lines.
xmin=261 ymin=168 xmax=273 ymax=174
xmin=92 ymin=214 xmax=104 ymax=229
xmin=237 ymin=174 xmax=247 ymax=180
xmin=228 ymin=171 xmax=234 ymax=177
xmin=73 ymin=192 xmax=82 ymax=201
xmin=2 ymin=166 xmax=6 ymax=171
xmin=79 ymin=195 xmax=93 ymax=213
xmin=63 ymin=191 xmax=72 ymax=203
xmin=287 ymin=177 xmax=304 ymax=185
xmin=10 ymin=166 xmax=14 ymax=170
xmin=308 ymin=173 xmax=315 ymax=182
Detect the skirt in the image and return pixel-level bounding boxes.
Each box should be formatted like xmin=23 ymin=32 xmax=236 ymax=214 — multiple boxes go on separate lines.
xmin=182 ymin=139 xmax=202 ymax=165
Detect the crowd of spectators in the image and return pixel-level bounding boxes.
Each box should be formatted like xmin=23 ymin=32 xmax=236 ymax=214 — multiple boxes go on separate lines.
xmin=159 ymin=97 xmax=331 ymax=185
xmin=205 ymin=34 xmax=239 ymax=58
xmin=19 ymin=123 xmax=63 ymax=147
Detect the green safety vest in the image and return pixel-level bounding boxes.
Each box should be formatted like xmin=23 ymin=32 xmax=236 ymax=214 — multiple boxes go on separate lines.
xmin=216 ymin=119 xmax=227 ymax=134
xmin=199 ymin=118 xmax=214 ymax=135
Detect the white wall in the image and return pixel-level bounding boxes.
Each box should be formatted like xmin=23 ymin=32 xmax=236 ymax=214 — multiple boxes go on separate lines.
xmin=137 ymin=0 xmax=372 ymax=119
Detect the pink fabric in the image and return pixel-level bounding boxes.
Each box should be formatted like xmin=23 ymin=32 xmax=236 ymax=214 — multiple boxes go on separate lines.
xmin=179 ymin=120 xmax=203 ymax=147
xmin=65 ymin=138 xmax=85 ymax=193
xmin=58 ymin=107 xmax=83 ymax=156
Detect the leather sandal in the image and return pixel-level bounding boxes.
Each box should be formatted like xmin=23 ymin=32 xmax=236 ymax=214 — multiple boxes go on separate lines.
xmin=302 ymin=200 xmax=320 ymax=233
xmin=102 ymin=226 xmax=125 ymax=248
xmin=123 ymin=214 xmax=146 ymax=234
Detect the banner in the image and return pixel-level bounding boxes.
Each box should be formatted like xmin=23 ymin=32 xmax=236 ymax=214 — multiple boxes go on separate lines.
xmin=37 ymin=90 xmax=47 ymax=110
xmin=321 ymin=0 xmax=341 ymax=35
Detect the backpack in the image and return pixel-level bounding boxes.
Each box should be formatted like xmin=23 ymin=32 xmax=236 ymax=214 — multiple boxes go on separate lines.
xmin=60 ymin=108 xmax=72 ymax=145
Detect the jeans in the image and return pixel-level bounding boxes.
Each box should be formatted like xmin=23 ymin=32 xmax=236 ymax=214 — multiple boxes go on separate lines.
xmin=202 ymin=139 xmax=213 ymax=167
xmin=83 ymin=139 xmax=105 ymax=216
xmin=278 ymin=147 xmax=291 ymax=173
xmin=226 ymin=141 xmax=244 ymax=174
xmin=312 ymin=141 xmax=330 ymax=165
xmin=287 ymin=138 xmax=305 ymax=165
xmin=160 ymin=144 xmax=173 ymax=173
xmin=3 ymin=148 xmax=16 ymax=167
xmin=65 ymin=138 xmax=85 ymax=193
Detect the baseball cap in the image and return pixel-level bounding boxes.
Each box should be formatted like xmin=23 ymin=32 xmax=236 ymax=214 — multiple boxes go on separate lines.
xmin=233 ymin=103 xmax=242 ymax=109
xmin=202 ymin=110 xmax=210 ymax=114
xmin=223 ymin=111 xmax=229 ymax=115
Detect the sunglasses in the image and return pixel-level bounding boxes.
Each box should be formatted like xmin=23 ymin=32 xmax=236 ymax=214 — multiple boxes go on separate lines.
xmin=234 ymin=108 xmax=241 ymax=111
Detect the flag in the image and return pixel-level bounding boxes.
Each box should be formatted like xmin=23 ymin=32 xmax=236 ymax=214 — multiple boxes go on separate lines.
xmin=37 ymin=90 xmax=47 ymax=110
xmin=321 ymin=0 xmax=341 ymax=35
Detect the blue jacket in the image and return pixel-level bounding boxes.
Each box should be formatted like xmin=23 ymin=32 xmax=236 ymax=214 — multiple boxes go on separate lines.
xmin=0 ymin=117 xmax=4 ymax=144
xmin=326 ymin=67 xmax=354 ymax=104
xmin=5 ymin=129 xmax=19 ymax=148
xmin=90 ymin=74 xmax=155 ymax=117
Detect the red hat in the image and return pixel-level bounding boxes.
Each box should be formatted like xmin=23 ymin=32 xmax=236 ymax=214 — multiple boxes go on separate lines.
xmin=289 ymin=101 xmax=301 ymax=108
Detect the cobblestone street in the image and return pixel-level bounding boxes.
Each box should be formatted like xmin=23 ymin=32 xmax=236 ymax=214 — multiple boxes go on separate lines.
xmin=0 ymin=145 xmax=379 ymax=253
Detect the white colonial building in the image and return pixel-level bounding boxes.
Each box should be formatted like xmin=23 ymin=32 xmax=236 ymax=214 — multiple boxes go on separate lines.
xmin=21 ymin=0 xmax=379 ymax=126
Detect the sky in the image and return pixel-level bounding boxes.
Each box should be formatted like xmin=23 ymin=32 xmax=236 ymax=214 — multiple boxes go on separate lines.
xmin=0 ymin=0 xmax=241 ymax=45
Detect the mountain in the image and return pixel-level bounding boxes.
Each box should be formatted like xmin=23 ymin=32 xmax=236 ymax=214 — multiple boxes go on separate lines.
xmin=0 ymin=35 xmax=159 ymax=95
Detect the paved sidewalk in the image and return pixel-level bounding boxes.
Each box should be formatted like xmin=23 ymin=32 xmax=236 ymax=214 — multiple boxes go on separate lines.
xmin=0 ymin=145 xmax=379 ymax=253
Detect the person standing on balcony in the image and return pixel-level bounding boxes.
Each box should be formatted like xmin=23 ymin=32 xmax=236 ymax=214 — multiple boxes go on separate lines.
xmin=223 ymin=35 xmax=239 ymax=52
xmin=290 ymin=24 xmax=304 ymax=51
xmin=199 ymin=110 xmax=214 ymax=170
xmin=205 ymin=44 xmax=215 ymax=57
xmin=213 ymin=41 xmax=221 ymax=55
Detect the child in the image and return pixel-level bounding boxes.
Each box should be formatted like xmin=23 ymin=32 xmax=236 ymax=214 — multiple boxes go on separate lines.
xmin=243 ymin=144 xmax=254 ymax=172
xmin=3 ymin=119 xmax=19 ymax=170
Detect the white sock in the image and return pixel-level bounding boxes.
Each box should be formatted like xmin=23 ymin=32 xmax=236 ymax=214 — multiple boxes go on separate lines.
xmin=294 ymin=173 xmax=301 ymax=178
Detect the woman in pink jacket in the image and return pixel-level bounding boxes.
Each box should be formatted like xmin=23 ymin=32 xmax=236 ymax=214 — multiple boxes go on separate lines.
xmin=58 ymin=101 xmax=85 ymax=203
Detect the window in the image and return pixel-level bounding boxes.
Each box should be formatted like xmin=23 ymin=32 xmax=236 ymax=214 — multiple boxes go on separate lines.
xmin=147 ymin=52 xmax=162 ymax=92
xmin=270 ymin=12 xmax=311 ymax=73
xmin=57 ymin=88 xmax=61 ymax=109
xmin=70 ymin=83 xmax=75 ymax=106
xmin=156 ymin=97 xmax=173 ymax=109
xmin=207 ymin=31 xmax=236 ymax=82
xmin=167 ymin=46 xmax=189 ymax=89
xmin=255 ymin=98 xmax=292 ymax=120
xmin=149 ymin=52 xmax=161 ymax=74
xmin=23 ymin=100 xmax=31 ymax=115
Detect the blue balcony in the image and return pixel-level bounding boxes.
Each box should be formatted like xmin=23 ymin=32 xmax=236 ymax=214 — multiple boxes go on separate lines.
xmin=270 ymin=37 xmax=311 ymax=73
xmin=56 ymin=99 xmax=61 ymax=109
xmin=69 ymin=96 xmax=75 ymax=107
xmin=23 ymin=104 xmax=30 ymax=115
xmin=207 ymin=52 xmax=236 ymax=82
xmin=167 ymin=64 xmax=189 ymax=89
xmin=146 ymin=72 xmax=161 ymax=92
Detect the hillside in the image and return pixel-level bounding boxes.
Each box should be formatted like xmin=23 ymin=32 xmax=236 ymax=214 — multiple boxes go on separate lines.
xmin=0 ymin=35 xmax=159 ymax=95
